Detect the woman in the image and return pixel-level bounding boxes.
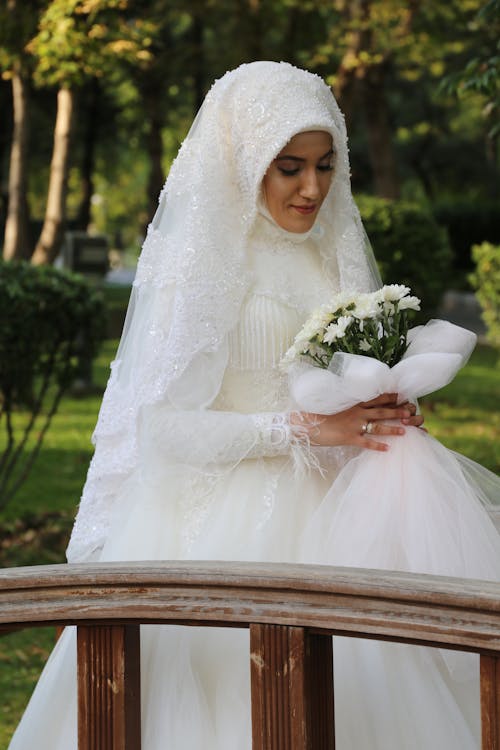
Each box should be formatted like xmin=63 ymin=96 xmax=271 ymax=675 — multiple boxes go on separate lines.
xmin=9 ymin=61 xmax=490 ymax=750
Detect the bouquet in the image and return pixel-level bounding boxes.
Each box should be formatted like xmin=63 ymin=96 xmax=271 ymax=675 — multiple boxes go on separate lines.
xmin=282 ymin=284 xmax=421 ymax=370
xmin=282 ymin=284 xmax=500 ymax=642
xmin=283 ymin=284 xmax=420 ymax=367
xmin=282 ymin=285 xmax=478 ymax=414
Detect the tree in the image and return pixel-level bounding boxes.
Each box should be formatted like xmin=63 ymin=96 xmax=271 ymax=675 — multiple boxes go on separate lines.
xmin=29 ymin=0 xmax=153 ymax=265
xmin=303 ymin=0 xmax=423 ymax=199
xmin=441 ymin=0 xmax=500 ymax=164
xmin=0 ymin=0 xmax=46 ymax=261
xmin=300 ymin=0 xmax=495 ymax=200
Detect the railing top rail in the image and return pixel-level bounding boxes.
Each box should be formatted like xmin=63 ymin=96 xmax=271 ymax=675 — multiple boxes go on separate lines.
xmin=1 ymin=561 xmax=500 ymax=653
xmin=1 ymin=560 xmax=499 ymax=604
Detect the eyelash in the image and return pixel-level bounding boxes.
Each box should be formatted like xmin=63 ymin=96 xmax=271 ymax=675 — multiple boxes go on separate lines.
xmin=278 ymin=164 xmax=335 ymax=177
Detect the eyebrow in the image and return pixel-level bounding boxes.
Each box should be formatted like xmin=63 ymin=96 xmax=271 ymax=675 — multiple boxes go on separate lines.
xmin=275 ymin=149 xmax=335 ymax=163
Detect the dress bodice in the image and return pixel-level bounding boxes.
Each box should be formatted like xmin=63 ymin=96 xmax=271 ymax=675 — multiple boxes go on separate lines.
xmin=212 ymin=215 xmax=333 ymax=413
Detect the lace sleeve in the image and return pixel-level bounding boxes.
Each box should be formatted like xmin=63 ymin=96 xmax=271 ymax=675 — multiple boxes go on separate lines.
xmin=66 ymin=408 xmax=313 ymax=564
xmin=137 ymin=406 xmax=293 ymax=466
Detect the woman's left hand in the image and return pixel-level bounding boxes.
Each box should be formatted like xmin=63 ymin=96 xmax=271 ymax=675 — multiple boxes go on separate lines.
xmin=399 ymin=401 xmax=425 ymax=430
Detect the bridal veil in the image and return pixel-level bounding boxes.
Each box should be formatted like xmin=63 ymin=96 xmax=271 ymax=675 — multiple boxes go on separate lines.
xmin=67 ymin=60 xmax=381 ymax=563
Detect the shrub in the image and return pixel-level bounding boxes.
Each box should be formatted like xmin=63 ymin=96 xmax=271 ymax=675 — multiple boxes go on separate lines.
xmin=469 ymin=242 xmax=500 ymax=350
xmin=433 ymin=202 xmax=500 ymax=274
xmin=357 ymin=195 xmax=453 ymax=318
xmin=0 ymin=261 xmax=106 ymax=509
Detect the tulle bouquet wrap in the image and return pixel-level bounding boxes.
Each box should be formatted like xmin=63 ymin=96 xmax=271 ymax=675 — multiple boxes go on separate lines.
xmin=283 ymin=285 xmax=500 ymax=598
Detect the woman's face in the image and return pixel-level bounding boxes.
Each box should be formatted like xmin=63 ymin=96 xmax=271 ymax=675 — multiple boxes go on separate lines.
xmin=262 ymin=131 xmax=335 ymax=233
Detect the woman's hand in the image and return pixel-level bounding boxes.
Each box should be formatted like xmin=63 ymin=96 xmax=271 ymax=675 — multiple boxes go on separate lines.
xmin=290 ymin=393 xmax=424 ymax=452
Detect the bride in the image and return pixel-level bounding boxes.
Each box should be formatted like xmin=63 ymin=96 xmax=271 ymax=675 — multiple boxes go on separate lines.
xmin=8 ymin=61 xmax=499 ymax=749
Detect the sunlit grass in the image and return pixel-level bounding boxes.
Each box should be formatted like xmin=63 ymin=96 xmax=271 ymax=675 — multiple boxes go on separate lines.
xmin=420 ymin=344 xmax=499 ymax=473
xmin=0 ymin=340 xmax=118 ymax=523
xmin=0 ymin=628 xmax=54 ymax=749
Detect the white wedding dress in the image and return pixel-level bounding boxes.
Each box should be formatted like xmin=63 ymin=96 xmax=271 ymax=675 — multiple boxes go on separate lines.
xmin=9 ymin=212 xmax=499 ymax=750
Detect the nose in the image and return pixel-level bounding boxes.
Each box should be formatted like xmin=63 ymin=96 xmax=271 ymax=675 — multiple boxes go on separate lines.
xmin=298 ymin=168 xmax=320 ymax=201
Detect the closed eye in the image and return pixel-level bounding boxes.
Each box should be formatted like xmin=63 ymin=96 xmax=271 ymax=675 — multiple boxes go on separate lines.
xmin=278 ymin=166 xmax=300 ymax=176
xmin=278 ymin=164 xmax=334 ymax=177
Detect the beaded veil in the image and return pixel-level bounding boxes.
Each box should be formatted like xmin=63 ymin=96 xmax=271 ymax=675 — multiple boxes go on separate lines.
xmin=66 ymin=61 xmax=381 ymax=563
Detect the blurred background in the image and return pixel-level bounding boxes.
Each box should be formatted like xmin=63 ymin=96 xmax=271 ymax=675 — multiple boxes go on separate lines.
xmin=1 ymin=0 xmax=499 ymax=276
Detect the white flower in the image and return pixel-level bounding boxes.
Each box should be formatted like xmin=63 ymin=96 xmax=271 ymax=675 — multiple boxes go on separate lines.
xmin=326 ymin=291 xmax=357 ymax=313
xmin=281 ymin=344 xmax=299 ymax=366
xmin=352 ymin=294 xmax=381 ymax=320
xmin=283 ymin=283 xmax=418 ymax=370
xmin=323 ymin=315 xmax=353 ymax=344
xmin=398 ymin=295 xmax=421 ymax=311
xmin=294 ymin=304 xmax=333 ymax=343
xmin=295 ymin=323 xmax=319 ymax=342
xmin=381 ymin=284 xmax=410 ymax=302
xmin=323 ymin=324 xmax=341 ymax=344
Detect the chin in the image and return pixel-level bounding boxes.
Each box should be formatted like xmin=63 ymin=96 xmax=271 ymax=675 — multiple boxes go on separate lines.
xmin=286 ymin=217 xmax=316 ymax=233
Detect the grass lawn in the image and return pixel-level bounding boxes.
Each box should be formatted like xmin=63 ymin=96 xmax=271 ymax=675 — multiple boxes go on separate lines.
xmin=0 ymin=341 xmax=498 ymax=747
xmin=420 ymin=344 xmax=499 ymax=472
xmin=0 ymin=339 xmax=118 ymax=526
xmin=0 ymin=340 xmax=118 ymax=747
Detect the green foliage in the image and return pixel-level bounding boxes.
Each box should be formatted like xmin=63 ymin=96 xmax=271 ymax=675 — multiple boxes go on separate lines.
xmin=357 ymin=196 xmax=453 ymax=317
xmin=0 ymin=0 xmax=46 ymax=76
xmin=28 ymin=0 xmax=154 ymax=88
xmin=0 ymin=340 xmax=117 ymax=524
xmin=433 ymin=202 xmax=500 ymax=275
xmin=1 ymin=0 xmax=499 ymax=254
xmin=0 ymin=261 xmax=106 ymax=508
xmin=440 ymin=0 xmax=500 ymax=139
xmin=469 ymin=241 xmax=500 ymax=348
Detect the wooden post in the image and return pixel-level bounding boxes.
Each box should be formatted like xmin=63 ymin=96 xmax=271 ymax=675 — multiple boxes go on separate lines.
xmin=77 ymin=624 xmax=141 ymax=750
xmin=481 ymin=655 xmax=500 ymax=750
xmin=250 ymin=624 xmax=335 ymax=750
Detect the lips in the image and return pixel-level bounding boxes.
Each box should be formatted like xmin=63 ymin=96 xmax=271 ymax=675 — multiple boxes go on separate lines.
xmin=291 ymin=204 xmax=316 ymax=215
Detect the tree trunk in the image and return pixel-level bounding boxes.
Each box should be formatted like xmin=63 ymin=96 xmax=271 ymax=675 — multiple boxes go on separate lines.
xmin=333 ymin=0 xmax=371 ymax=134
xmin=31 ymin=86 xmax=74 ymax=266
xmin=76 ymin=78 xmax=100 ymax=231
xmin=3 ymin=65 xmax=31 ymax=261
xmin=361 ymin=63 xmax=401 ymax=199
xmin=145 ymin=102 xmax=164 ymax=224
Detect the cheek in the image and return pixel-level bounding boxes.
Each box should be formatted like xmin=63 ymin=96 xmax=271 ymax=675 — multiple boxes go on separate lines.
xmin=320 ymin=172 xmax=334 ymax=200
xmin=263 ymin=173 xmax=287 ymax=211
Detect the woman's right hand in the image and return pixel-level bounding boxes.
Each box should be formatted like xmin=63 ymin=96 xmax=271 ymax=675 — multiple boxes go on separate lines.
xmin=290 ymin=393 xmax=413 ymax=452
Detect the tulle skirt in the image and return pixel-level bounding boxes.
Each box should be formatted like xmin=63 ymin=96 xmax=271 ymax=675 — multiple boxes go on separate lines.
xmin=8 ymin=434 xmax=500 ymax=749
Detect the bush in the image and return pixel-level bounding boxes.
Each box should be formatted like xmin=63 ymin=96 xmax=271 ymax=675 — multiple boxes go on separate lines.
xmin=357 ymin=196 xmax=453 ymax=318
xmin=469 ymin=242 xmax=500 ymax=350
xmin=433 ymin=202 xmax=500 ymax=275
xmin=0 ymin=262 xmax=106 ymax=509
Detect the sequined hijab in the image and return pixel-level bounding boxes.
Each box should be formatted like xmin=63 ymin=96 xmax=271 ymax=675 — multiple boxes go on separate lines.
xmin=67 ymin=61 xmax=381 ymax=562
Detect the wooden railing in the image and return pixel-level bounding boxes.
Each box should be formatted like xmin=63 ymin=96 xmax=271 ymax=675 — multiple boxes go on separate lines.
xmin=1 ymin=561 xmax=500 ymax=749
